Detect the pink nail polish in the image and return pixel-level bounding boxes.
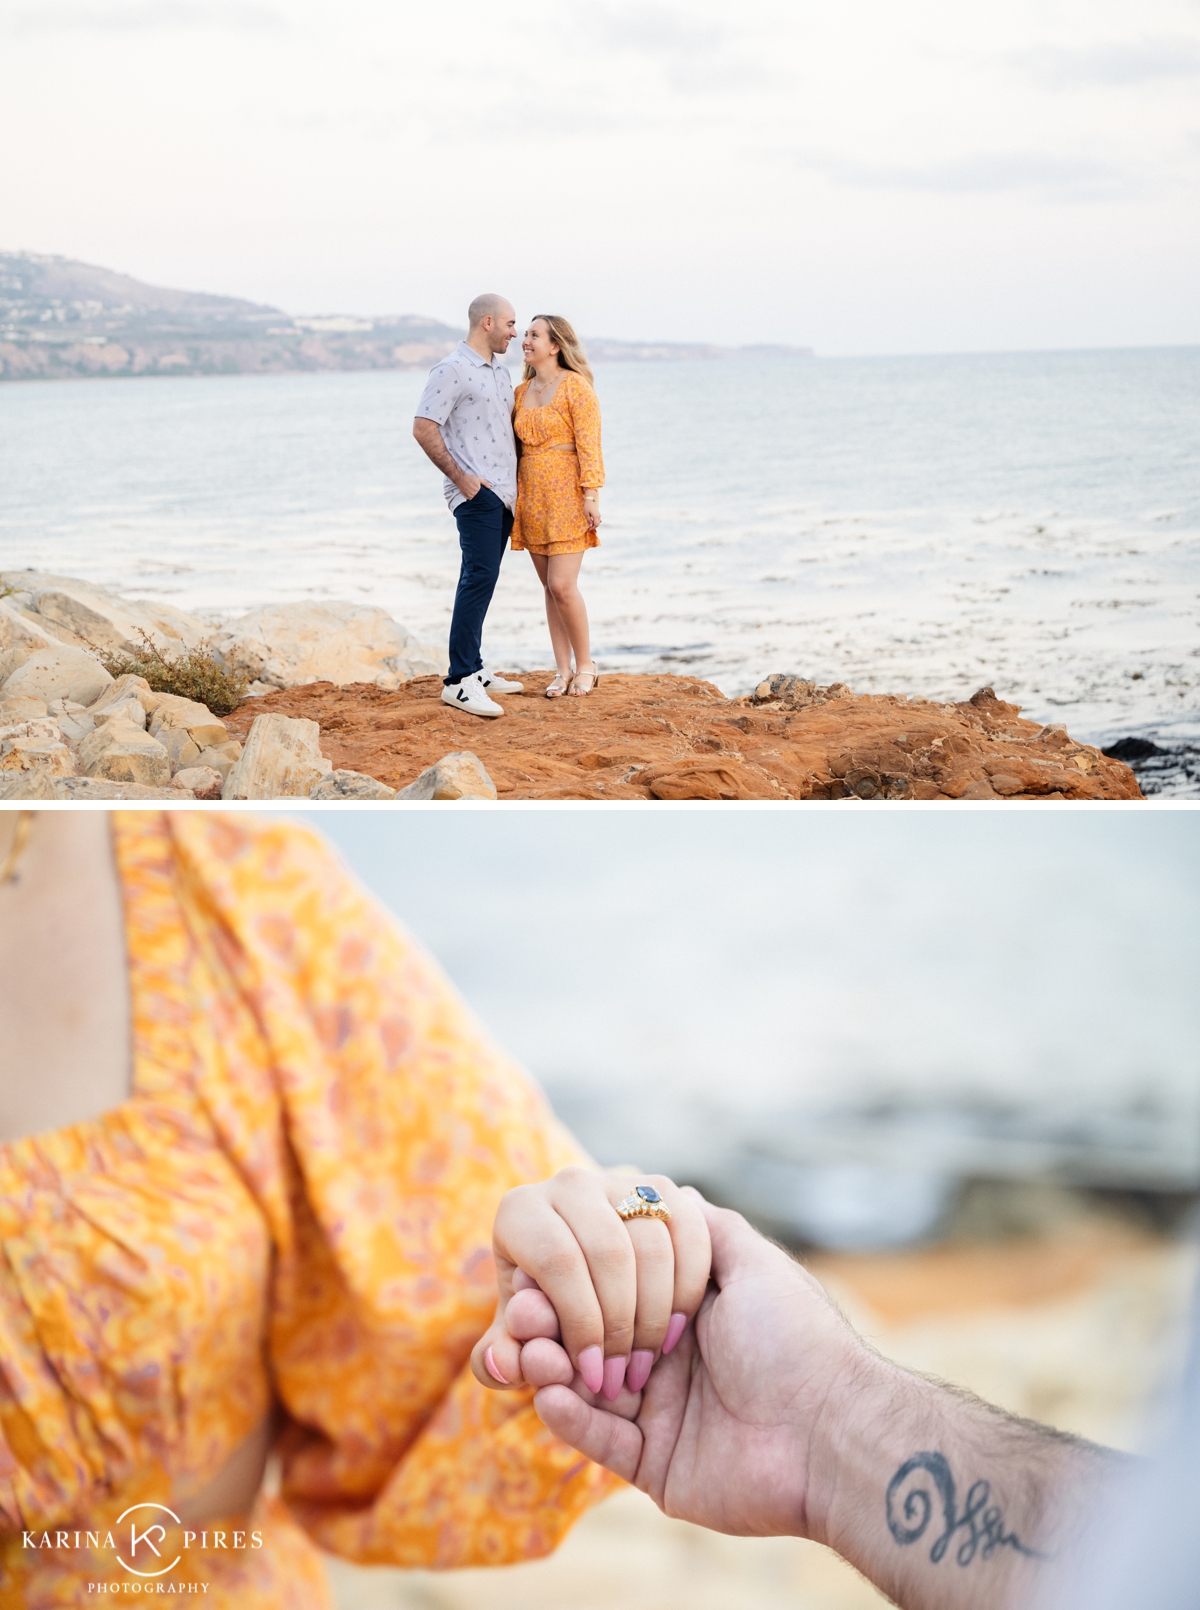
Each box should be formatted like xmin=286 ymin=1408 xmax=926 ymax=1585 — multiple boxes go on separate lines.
xmin=484 ymin=1346 xmax=508 ymax=1384
xmin=627 ymin=1350 xmax=654 ymax=1393
xmin=662 ymin=1313 xmax=687 ymax=1355
xmin=577 ymin=1345 xmax=604 ymax=1394
xmin=602 ymin=1355 xmax=627 ymax=1401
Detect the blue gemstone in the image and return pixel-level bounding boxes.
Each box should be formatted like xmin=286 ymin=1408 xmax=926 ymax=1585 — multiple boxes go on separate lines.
xmin=635 ymin=1185 xmax=662 ymax=1203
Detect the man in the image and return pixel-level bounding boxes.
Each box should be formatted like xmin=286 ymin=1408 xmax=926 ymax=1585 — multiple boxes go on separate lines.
xmin=413 ymin=293 xmax=525 ymax=719
xmin=512 ymin=1194 xmax=1188 ymax=1610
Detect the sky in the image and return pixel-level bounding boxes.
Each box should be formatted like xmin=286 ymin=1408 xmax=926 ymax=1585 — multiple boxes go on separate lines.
xmin=3 ymin=0 xmax=1199 ymax=353
xmin=306 ymin=810 xmax=1200 ymax=1190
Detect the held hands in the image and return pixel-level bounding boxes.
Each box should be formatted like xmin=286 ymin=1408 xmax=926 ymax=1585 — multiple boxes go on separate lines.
xmin=471 ymin=1168 xmax=711 ymax=1403
xmin=518 ymin=1197 xmax=870 ymax=1542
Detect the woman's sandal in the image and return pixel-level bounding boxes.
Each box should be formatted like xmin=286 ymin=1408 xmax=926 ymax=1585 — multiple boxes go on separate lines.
xmin=569 ymin=664 xmax=600 ymax=696
xmin=545 ymin=671 xmax=571 ymax=699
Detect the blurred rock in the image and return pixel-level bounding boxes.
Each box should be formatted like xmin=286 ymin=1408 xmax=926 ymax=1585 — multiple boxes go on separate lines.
xmin=0 ymin=768 xmax=59 ymax=800
xmin=145 ymin=692 xmax=229 ymax=750
xmin=92 ymin=701 xmax=147 ymax=730
xmin=194 ymin=741 xmax=242 ymax=780
xmin=0 ymin=601 xmax=60 ymax=660
xmin=56 ymin=710 xmax=96 ymax=743
xmin=88 ymin=675 xmax=154 ymax=716
xmin=0 ymin=571 xmax=208 ymax=657
xmin=222 ymin=713 xmax=332 ymax=799
xmin=170 ymin=765 xmax=223 ymax=800
xmin=2 ymin=645 xmax=113 ymax=708
xmin=310 ymin=769 xmax=398 ymax=801
xmin=396 ymin=751 xmax=497 ymax=800
xmin=210 ymin=601 xmax=446 ymax=693
xmin=160 ymin=728 xmax=201 ymax=770
xmin=0 ymin=717 xmax=76 ymax=779
xmin=55 ymin=777 xmax=193 ymax=799
xmin=0 ymin=694 xmax=49 ymax=723
xmin=77 ymin=719 xmax=171 ymax=785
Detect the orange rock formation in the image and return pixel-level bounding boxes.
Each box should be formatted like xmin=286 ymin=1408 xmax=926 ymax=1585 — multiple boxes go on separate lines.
xmin=224 ymin=673 xmax=1141 ymax=801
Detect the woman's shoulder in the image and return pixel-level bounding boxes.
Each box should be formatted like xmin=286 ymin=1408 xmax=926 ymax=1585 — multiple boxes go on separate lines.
xmin=561 ymin=369 xmax=596 ymax=400
xmin=513 ymin=377 xmax=529 ymax=400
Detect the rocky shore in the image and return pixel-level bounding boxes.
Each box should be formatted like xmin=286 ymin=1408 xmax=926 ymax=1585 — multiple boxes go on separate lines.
xmin=233 ymin=672 xmax=1142 ymax=801
xmin=0 ymin=573 xmax=1142 ymax=801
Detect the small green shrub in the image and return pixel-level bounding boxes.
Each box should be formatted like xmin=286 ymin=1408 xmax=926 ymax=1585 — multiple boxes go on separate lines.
xmin=96 ymin=630 xmax=249 ymax=718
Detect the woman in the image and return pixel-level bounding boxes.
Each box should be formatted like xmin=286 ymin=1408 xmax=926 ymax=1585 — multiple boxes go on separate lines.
xmin=511 ymin=316 xmax=605 ymax=697
xmin=0 ymin=811 xmax=709 ymax=1609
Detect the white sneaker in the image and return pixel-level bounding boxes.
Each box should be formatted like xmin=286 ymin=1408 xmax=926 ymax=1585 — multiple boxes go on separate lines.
xmin=441 ymin=673 xmax=503 ymax=718
xmin=479 ymin=668 xmax=524 ymax=694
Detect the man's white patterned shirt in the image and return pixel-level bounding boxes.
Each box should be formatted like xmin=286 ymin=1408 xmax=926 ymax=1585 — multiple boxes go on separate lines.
xmin=415 ymin=342 xmax=517 ymax=513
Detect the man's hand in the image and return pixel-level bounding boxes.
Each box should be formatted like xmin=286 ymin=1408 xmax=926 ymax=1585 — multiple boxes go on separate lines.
xmin=526 ymin=1195 xmax=1121 ymax=1610
xmin=412 ymin=417 xmax=489 ymax=499
xmin=526 ymin=1195 xmax=855 ymax=1537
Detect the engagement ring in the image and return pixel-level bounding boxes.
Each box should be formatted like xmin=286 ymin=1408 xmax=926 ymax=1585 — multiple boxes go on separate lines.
xmin=615 ymin=1185 xmax=671 ymax=1223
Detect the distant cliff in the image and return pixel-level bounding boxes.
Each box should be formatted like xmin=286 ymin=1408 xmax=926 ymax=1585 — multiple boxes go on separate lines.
xmin=0 ymin=253 xmax=462 ymax=380
xmin=0 ymin=252 xmax=810 ymax=381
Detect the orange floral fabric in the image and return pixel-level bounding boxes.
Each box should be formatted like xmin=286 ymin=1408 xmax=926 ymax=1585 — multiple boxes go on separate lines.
xmin=510 ymin=371 xmax=605 ymax=555
xmin=0 ymin=814 xmax=615 ymax=1608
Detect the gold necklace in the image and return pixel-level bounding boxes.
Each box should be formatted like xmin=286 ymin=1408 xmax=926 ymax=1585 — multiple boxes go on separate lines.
xmin=0 ymin=810 xmax=35 ymax=886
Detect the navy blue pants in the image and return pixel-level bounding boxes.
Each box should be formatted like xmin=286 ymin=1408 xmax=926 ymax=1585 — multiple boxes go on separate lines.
xmin=445 ymin=486 xmax=514 ymax=685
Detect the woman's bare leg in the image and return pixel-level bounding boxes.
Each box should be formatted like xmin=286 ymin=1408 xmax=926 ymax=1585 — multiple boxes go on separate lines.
xmin=529 ymin=551 xmax=583 ymax=676
xmin=544 ymin=552 xmax=594 ymax=685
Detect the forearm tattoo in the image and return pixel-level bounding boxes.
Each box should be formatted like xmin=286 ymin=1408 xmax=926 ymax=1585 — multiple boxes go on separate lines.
xmin=886 ymin=1452 xmax=1051 ymax=1567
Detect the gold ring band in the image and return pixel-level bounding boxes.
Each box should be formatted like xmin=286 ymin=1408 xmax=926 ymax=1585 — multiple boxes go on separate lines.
xmin=615 ymin=1186 xmax=671 ymax=1223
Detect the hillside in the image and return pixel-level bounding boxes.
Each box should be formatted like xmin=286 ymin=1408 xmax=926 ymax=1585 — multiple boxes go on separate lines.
xmin=0 ymin=252 xmax=462 ymax=380
xmin=0 ymin=252 xmax=809 ymax=380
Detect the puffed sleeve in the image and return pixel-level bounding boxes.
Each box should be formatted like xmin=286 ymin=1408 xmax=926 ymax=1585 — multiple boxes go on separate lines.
xmin=168 ymin=815 xmax=617 ymax=1569
xmin=566 ymin=375 xmax=605 ymax=488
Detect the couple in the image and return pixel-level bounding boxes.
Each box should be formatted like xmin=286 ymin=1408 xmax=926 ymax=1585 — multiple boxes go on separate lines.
xmin=413 ymin=293 xmax=603 ymax=719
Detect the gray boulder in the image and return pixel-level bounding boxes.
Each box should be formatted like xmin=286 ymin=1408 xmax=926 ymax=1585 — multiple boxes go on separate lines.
xmin=309 ymin=769 xmax=397 ymax=801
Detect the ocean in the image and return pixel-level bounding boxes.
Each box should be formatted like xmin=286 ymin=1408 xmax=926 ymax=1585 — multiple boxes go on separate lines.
xmin=2 ymin=345 xmax=1198 ymax=790
xmin=310 ymin=810 xmax=1200 ymax=1246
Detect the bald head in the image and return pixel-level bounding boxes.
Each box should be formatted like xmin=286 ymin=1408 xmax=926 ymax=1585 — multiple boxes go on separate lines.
xmin=465 ymin=294 xmax=517 ymax=359
xmin=468 ymin=293 xmax=513 ymax=329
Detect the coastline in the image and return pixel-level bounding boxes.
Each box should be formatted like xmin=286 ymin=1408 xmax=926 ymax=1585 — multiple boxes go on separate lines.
xmin=0 ymin=574 xmax=1143 ymax=801
xmin=4 ymin=349 xmax=1195 ymax=787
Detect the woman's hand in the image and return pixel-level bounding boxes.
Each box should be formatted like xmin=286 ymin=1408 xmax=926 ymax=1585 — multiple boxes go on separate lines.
xmin=470 ymin=1167 xmax=711 ymax=1402
xmin=583 ymin=492 xmax=602 ymax=532
xmin=520 ymin=1195 xmax=859 ymax=1539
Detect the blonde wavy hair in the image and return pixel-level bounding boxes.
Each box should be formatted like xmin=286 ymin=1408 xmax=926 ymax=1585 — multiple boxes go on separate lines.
xmin=523 ymin=315 xmax=594 ymax=387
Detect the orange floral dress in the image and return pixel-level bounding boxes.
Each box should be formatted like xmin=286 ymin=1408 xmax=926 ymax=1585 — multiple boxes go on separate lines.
xmin=0 ymin=814 xmax=615 ymax=1609
xmin=510 ymin=371 xmax=605 ymax=555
